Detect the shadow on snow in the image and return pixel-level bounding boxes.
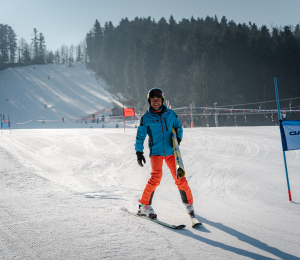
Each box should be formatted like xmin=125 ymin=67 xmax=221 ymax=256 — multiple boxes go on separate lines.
xmin=169 ymin=215 xmax=299 ymax=260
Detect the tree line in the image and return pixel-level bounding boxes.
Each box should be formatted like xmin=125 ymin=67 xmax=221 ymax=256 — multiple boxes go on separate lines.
xmin=85 ymin=16 xmax=300 ymax=119
xmin=0 ymin=25 xmax=86 ymax=70
xmin=0 ymin=24 xmax=17 ymax=64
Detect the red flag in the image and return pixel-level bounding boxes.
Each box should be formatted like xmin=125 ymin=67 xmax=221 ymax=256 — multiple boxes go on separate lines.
xmin=123 ymin=108 xmax=135 ymax=117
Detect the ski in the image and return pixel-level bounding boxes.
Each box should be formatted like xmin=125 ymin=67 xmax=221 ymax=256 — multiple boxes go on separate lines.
xmin=189 ymin=215 xmax=202 ymax=228
xmin=129 ymin=212 xmax=186 ymax=230
xmin=171 ymin=128 xmax=185 ymax=179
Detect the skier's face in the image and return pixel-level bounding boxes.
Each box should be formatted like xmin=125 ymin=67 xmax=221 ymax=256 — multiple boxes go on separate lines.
xmin=150 ymin=98 xmax=162 ymax=110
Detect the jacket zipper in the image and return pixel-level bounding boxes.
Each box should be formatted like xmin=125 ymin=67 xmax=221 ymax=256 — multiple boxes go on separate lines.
xmin=164 ymin=118 xmax=168 ymax=131
xmin=159 ymin=118 xmax=165 ymax=157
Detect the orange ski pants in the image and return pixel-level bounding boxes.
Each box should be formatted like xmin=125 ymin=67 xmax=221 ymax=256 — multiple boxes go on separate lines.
xmin=139 ymin=154 xmax=193 ymax=205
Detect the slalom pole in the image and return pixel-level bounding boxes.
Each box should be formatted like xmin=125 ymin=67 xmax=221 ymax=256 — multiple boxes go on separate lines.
xmin=187 ymin=106 xmax=191 ymax=128
xmin=132 ymin=99 xmax=137 ymax=125
xmin=8 ymin=115 xmax=11 ymax=134
xmin=123 ymin=99 xmax=125 ymax=132
xmin=274 ymin=77 xmax=292 ymax=202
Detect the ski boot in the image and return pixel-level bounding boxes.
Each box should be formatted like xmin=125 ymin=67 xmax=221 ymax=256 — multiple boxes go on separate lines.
xmin=184 ymin=203 xmax=195 ymax=218
xmin=138 ymin=204 xmax=157 ymax=219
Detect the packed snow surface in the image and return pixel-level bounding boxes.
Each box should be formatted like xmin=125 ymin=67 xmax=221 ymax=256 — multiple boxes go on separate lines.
xmin=0 ymin=126 xmax=300 ymax=259
xmin=1 ymin=64 xmax=300 ymax=259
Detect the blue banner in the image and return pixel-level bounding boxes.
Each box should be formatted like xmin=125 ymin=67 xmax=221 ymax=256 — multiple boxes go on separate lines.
xmin=280 ymin=120 xmax=300 ymax=151
xmin=1 ymin=122 xmax=10 ymax=128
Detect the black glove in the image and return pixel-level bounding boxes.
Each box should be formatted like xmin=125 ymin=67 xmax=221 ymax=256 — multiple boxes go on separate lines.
xmin=136 ymin=152 xmax=146 ymax=167
xmin=177 ymin=137 xmax=181 ymax=146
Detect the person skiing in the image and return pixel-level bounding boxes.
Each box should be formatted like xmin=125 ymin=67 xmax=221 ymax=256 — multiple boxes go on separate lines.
xmin=135 ymin=88 xmax=194 ymax=219
xmin=282 ymin=111 xmax=287 ymax=120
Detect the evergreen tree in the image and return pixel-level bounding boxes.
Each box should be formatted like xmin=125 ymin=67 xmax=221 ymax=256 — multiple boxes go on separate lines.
xmin=65 ymin=45 xmax=69 ymax=64
xmin=22 ymin=42 xmax=31 ymax=64
xmin=60 ymin=45 xmax=66 ymax=64
xmin=0 ymin=24 xmax=9 ymax=63
xmin=0 ymin=24 xmax=17 ymax=64
xmin=8 ymin=26 xmax=17 ymax=62
xmin=54 ymin=49 xmax=60 ymax=64
xmin=76 ymin=44 xmax=82 ymax=62
xmin=38 ymin=33 xmax=46 ymax=64
xmin=93 ymin=20 xmax=102 ymax=60
xmin=46 ymin=50 xmax=54 ymax=64
xmin=69 ymin=44 xmax=74 ymax=63
xmin=85 ymin=31 xmax=94 ymax=62
xmin=31 ymin=28 xmax=39 ymax=63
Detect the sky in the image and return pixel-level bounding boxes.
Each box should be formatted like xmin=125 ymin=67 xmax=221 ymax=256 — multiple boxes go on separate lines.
xmin=2 ymin=0 xmax=300 ymax=52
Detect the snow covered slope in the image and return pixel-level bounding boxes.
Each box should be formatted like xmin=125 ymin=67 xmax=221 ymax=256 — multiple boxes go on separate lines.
xmin=0 ymin=63 xmax=120 ymax=128
xmin=0 ymin=126 xmax=300 ymax=259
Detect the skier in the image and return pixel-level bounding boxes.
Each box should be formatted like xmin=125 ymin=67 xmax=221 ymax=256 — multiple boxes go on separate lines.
xmin=282 ymin=111 xmax=287 ymax=120
xmin=135 ymin=88 xmax=194 ymax=219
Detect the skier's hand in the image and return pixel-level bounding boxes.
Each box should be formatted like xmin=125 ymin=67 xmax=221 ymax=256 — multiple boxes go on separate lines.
xmin=177 ymin=137 xmax=181 ymax=146
xmin=136 ymin=152 xmax=146 ymax=167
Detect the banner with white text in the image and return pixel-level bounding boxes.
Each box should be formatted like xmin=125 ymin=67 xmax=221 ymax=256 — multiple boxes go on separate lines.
xmin=280 ymin=120 xmax=300 ymax=151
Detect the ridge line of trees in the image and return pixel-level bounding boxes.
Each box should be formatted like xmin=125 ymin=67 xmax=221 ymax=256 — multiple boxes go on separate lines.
xmin=85 ymin=16 xmax=300 ymax=116
xmin=0 ymin=25 xmax=86 ymax=70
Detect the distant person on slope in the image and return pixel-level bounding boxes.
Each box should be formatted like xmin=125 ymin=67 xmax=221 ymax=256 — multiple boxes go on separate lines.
xmin=135 ymin=88 xmax=194 ymax=219
xmin=282 ymin=111 xmax=287 ymax=120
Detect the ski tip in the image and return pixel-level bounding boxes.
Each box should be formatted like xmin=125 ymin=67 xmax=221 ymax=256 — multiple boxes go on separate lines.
xmin=176 ymin=225 xmax=186 ymax=229
xmin=192 ymin=222 xmax=202 ymax=228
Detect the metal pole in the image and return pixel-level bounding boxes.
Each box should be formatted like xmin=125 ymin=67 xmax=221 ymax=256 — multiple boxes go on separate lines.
xmin=8 ymin=115 xmax=11 ymax=134
xmin=132 ymin=99 xmax=137 ymax=123
xmin=274 ymin=77 xmax=292 ymax=202
xmin=214 ymin=102 xmax=219 ymax=127
xmin=190 ymin=103 xmax=194 ymax=128
xmin=187 ymin=106 xmax=191 ymax=128
xmin=123 ymin=99 xmax=125 ymax=132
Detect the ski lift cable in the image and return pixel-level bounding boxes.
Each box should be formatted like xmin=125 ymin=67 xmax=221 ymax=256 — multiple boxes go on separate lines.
xmin=216 ymin=96 xmax=300 ymax=108
xmin=281 ymin=105 xmax=300 ymax=110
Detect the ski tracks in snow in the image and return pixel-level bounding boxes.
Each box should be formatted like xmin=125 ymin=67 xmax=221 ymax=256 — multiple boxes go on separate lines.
xmin=1 ymin=127 xmax=300 ymax=259
xmin=182 ymin=127 xmax=284 ymax=204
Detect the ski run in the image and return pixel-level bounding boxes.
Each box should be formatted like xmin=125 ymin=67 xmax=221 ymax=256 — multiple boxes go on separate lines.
xmin=0 ymin=64 xmax=300 ymax=259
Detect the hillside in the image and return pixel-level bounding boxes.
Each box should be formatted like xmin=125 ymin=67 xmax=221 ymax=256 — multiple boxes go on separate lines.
xmin=0 ymin=63 xmax=124 ymax=128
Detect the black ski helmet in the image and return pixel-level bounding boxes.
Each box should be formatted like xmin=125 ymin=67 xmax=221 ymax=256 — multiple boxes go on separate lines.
xmin=147 ymin=88 xmax=165 ymax=105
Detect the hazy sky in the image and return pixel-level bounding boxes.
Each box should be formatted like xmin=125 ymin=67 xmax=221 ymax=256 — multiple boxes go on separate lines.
xmin=2 ymin=0 xmax=300 ymax=51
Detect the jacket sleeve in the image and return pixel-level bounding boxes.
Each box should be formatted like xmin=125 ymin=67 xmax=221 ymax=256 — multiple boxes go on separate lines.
xmin=173 ymin=112 xmax=183 ymax=140
xmin=135 ymin=116 xmax=147 ymax=153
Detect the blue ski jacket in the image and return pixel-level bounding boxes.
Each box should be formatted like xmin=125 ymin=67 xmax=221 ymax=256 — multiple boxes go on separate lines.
xmin=135 ymin=105 xmax=183 ymax=157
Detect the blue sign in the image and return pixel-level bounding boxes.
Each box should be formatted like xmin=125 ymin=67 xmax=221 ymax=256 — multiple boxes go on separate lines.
xmin=1 ymin=122 xmax=10 ymax=128
xmin=280 ymin=120 xmax=300 ymax=151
